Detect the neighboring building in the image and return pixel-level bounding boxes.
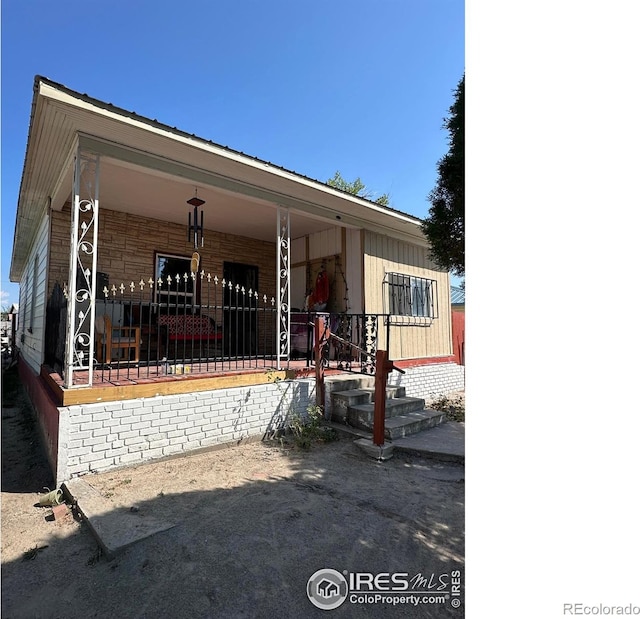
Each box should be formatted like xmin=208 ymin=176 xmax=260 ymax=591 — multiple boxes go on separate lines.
xmin=451 ymin=286 xmax=465 ymax=312
xmin=10 ymin=76 xmax=464 ymax=483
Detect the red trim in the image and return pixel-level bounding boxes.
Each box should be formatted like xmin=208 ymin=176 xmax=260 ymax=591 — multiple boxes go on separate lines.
xmin=18 ymin=359 xmax=60 ymax=474
xmin=392 ymin=356 xmax=457 ymax=369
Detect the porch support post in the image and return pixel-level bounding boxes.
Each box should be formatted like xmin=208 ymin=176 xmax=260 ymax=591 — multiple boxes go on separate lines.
xmin=276 ymin=205 xmax=290 ymax=369
xmin=64 ymin=149 xmax=100 ymax=388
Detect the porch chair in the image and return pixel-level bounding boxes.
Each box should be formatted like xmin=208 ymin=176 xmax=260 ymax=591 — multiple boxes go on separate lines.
xmin=96 ymin=314 xmax=141 ymax=364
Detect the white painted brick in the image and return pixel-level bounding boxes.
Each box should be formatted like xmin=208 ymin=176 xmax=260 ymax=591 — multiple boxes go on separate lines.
xmin=151 ymin=439 xmax=170 ymax=449
xmin=125 ymin=442 xmax=148 ymax=453
xmin=118 ymin=430 xmax=139 ymax=440
xmin=131 ymin=420 xmax=151 ymax=431
xmin=169 ymin=435 xmax=189 ymax=445
xmin=118 ymin=452 xmax=143 ymax=465
xmin=144 ymin=448 xmax=165 ymax=460
xmin=167 ymin=429 xmax=184 ymax=439
xmin=124 ymin=436 xmax=146 ymax=446
xmin=82 ymin=403 xmax=106 ymax=414
xmin=80 ymin=420 xmax=103 ymax=431
xmin=91 ymin=412 xmax=112 ymax=422
xmin=83 ymin=436 xmax=106 ymax=447
xmin=152 ymin=404 xmax=171 ymax=413
xmin=162 ymin=444 xmax=185 ymax=456
xmin=93 ymin=427 xmax=111 ymax=437
xmin=79 ymin=450 xmax=110 ymax=464
xmin=89 ymin=460 xmax=116 ymax=472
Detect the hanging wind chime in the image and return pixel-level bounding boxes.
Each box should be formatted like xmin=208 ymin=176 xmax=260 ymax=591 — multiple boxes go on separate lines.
xmin=187 ymin=188 xmax=205 ymax=249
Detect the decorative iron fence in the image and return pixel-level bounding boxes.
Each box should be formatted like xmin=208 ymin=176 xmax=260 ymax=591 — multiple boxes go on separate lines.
xmin=93 ymin=273 xmax=278 ymax=381
xmin=45 ymin=272 xmax=392 ymax=386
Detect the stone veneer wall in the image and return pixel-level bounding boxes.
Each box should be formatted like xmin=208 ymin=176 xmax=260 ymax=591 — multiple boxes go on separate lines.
xmin=48 ymin=204 xmax=277 ymax=302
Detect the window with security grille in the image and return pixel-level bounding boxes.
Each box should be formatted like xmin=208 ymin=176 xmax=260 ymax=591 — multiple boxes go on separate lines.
xmin=386 ymin=273 xmax=437 ymax=318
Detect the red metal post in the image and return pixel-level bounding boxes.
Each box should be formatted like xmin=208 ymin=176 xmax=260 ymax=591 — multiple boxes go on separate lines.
xmin=314 ymin=317 xmax=329 ymax=409
xmin=373 ymin=349 xmax=406 ymax=447
xmin=373 ymin=350 xmax=388 ymax=446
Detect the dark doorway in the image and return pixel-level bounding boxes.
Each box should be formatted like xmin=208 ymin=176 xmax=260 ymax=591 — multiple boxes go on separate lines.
xmin=223 ymin=262 xmax=259 ymax=356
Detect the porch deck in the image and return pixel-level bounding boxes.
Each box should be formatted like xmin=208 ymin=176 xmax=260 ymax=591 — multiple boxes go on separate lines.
xmin=41 ymin=359 xmax=364 ymax=407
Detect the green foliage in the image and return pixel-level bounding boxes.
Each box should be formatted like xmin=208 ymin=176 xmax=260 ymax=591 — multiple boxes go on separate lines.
xmin=422 ymin=75 xmax=465 ymax=277
xmin=327 ymin=171 xmax=390 ymax=207
xmin=290 ymin=404 xmax=338 ymax=449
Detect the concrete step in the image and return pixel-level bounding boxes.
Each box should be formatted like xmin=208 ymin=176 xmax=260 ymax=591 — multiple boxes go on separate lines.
xmin=384 ymin=409 xmax=445 ymax=440
xmin=331 ymin=386 xmax=406 ymax=422
xmin=346 ymin=396 xmax=427 ymax=428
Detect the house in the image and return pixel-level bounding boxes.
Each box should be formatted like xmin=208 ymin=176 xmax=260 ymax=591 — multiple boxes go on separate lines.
xmin=451 ymin=285 xmax=465 ymax=312
xmin=10 ymin=76 xmax=464 ymax=484
xmin=450 ymin=286 xmax=465 ymax=365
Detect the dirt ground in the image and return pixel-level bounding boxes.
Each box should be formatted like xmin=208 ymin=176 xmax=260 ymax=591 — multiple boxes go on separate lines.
xmin=1 ymin=364 xmax=465 ymax=618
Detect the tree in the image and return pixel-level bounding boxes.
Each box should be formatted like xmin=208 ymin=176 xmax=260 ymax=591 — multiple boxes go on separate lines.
xmin=421 ymin=75 xmax=464 ymax=277
xmin=327 ymin=171 xmax=390 ymax=207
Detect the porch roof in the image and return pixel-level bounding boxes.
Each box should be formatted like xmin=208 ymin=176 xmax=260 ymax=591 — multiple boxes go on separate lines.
xmin=10 ymin=75 xmax=427 ymax=280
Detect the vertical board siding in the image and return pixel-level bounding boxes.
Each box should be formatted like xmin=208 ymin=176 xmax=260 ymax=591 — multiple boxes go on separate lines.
xmin=345 ymin=228 xmax=363 ymax=313
xmin=363 ymin=231 xmax=452 ymax=359
xmin=308 ymin=227 xmax=341 ymax=260
xmin=18 ymin=214 xmax=50 ymax=373
xmin=290 ymin=237 xmax=306 ymax=264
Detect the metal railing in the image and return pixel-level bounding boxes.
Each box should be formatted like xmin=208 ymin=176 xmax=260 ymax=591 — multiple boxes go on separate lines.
xmin=91 ymin=273 xmax=278 ymax=383
xmin=45 ymin=273 xmax=398 ymax=385
xmin=292 ymin=311 xmax=390 ymax=375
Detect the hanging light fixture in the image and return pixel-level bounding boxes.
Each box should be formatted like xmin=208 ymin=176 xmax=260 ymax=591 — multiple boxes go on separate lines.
xmin=187 ymin=188 xmax=205 ymax=248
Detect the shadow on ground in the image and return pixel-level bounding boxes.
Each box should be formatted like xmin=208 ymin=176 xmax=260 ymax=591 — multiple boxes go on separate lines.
xmin=1 ymin=365 xmax=465 ymax=619
xmin=2 ymin=365 xmax=54 ymax=494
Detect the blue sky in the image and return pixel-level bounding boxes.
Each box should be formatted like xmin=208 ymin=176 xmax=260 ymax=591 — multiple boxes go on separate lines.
xmin=0 ymin=0 xmax=464 ymax=307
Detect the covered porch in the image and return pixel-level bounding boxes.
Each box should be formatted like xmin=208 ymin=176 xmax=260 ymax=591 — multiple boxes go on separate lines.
xmin=47 ymin=136 xmax=370 ymax=392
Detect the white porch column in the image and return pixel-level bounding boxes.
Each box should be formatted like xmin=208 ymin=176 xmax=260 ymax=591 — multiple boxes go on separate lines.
xmin=276 ymin=206 xmax=290 ymax=369
xmin=64 ymin=149 xmax=100 ymax=388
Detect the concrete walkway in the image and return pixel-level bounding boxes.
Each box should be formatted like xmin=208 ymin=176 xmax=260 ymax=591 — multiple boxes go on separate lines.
xmin=328 ymin=419 xmax=465 ymax=465
xmin=393 ymin=421 xmax=465 ymax=463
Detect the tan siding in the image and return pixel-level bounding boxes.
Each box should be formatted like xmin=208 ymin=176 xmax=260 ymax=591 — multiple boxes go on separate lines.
xmin=290 ymin=237 xmax=306 ymax=264
xmin=363 ymin=231 xmax=452 ymax=360
xmin=345 ymin=228 xmax=363 ymax=313
xmin=309 ymin=228 xmax=341 ymax=260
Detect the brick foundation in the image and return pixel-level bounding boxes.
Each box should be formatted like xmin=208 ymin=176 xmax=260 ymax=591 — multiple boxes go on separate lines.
xmin=56 ymin=378 xmax=316 ymax=482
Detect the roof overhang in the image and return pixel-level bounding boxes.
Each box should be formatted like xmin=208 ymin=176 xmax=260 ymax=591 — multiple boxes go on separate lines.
xmin=10 ymin=76 xmax=427 ymax=281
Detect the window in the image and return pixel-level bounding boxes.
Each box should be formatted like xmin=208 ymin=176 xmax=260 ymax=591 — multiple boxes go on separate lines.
xmin=154 ymin=253 xmax=196 ymax=307
xmin=386 ymin=272 xmax=437 ymax=318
